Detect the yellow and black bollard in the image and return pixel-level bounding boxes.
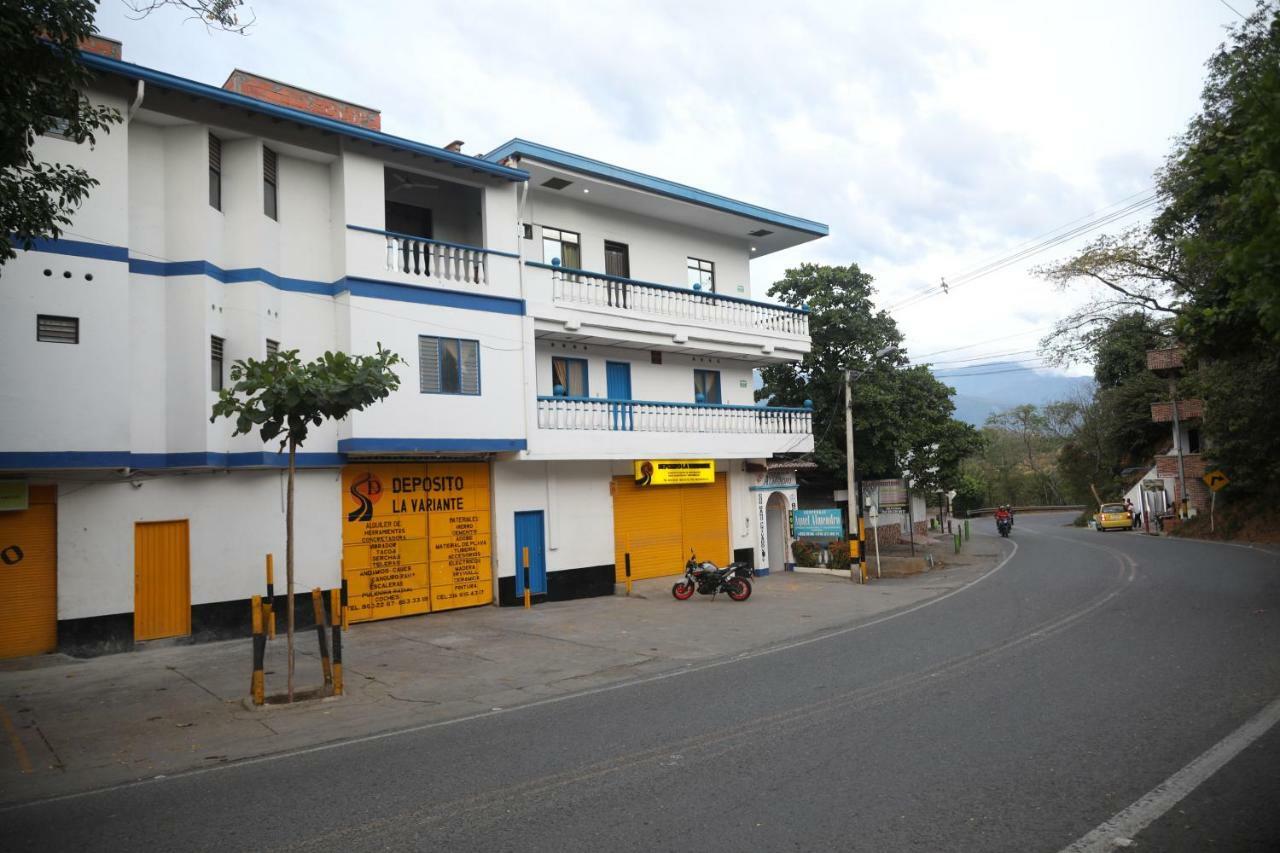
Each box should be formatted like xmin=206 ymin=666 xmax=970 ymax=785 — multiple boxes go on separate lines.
xmin=328 ymin=588 xmax=344 ymax=697
xmin=250 ymin=595 xmax=265 ymax=705
xmin=340 ymin=578 xmax=349 ymax=631
xmin=624 ymin=552 xmax=633 ymax=596
xmin=311 ymin=587 xmax=332 ymax=687
xmin=857 ymin=516 xmax=868 ymax=582
xmin=522 ymin=546 xmax=531 ymax=609
xmin=264 ymin=554 xmax=276 ymax=639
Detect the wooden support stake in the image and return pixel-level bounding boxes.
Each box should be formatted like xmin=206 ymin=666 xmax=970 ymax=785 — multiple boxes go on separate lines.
xmin=311 ymin=588 xmax=332 ymax=686
xmin=265 ymin=554 xmax=276 ymax=639
xmin=329 ymin=588 xmax=344 ymax=696
xmin=250 ymin=595 xmax=265 ymax=706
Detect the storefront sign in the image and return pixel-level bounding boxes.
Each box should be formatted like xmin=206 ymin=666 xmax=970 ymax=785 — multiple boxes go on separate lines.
xmin=0 ymin=481 xmax=28 ymax=512
xmin=342 ymin=462 xmax=492 ymax=623
xmin=634 ymin=459 xmax=715 ymax=486
xmin=792 ymin=508 xmax=844 ymax=539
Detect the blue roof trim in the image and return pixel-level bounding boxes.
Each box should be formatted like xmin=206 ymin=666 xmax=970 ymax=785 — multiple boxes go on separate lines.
xmin=0 ymin=451 xmax=345 ymax=470
xmin=483 ymin=138 xmax=828 ymax=236
xmin=78 ymin=52 xmax=529 ymax=184
xmin=340 ymin=276 xmax=525 ymax=316
xmin=339 ymin=438 xmax=526 ymax=453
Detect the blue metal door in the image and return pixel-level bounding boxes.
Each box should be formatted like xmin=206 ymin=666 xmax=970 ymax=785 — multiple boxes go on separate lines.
xmin=514 ymin=511 xmax=547 ymax=596
xmin=606 ymin=361 xmax=633 ymax=431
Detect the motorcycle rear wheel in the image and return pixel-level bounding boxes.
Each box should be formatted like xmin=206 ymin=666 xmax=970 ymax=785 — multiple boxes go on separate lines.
xmin=672 ymin=581 xmax=695 ymax=600
xmin=727 ymin=578 xmax=752 ymax=602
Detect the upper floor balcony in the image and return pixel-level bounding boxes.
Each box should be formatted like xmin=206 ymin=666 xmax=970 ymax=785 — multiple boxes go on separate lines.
xmin=528 ymin=395 xmax=814 ymax=460
xmin=524 ymin=261 xmax=810 ymax=363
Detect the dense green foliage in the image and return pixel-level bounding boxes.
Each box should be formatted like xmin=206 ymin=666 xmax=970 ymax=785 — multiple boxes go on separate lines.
xmin=0 ymin=0 xmax=121 ymax=264
xmin=758 ymin=263 xmax=983 ymax=495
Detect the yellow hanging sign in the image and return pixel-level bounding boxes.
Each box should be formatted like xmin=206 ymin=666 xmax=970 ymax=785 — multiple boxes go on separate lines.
xmin=634 ymin=459 xmax=715 ymax=486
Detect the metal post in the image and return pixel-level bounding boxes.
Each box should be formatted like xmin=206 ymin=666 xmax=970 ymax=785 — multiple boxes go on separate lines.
xmin=624 ymin=552 xmax=632 ymax=596
xmin=1170 ymin=379 xmax=1188 ymax=516
xmin=906 ymin=481 xmax=915 ymax=558
xmin=264 ymin=554 xmax=275 ymax=639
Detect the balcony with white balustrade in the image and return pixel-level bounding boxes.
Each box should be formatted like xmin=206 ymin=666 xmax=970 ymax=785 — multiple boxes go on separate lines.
xmin=524 ymin=261 xmax=811 ymax=363
xmin=526 ymin=395 xmax=814 ymax=460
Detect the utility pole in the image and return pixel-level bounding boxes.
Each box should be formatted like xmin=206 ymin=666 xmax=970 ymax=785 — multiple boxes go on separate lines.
xmin=844 ymin=368 xmax=861 ymax=584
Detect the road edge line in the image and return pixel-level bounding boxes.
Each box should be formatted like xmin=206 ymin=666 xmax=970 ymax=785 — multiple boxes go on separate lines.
xmin=1058 ymin=693 xmax=1280 ymax=853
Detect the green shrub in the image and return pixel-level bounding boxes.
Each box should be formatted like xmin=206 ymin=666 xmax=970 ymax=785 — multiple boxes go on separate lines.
xmin=791 ymin=539 xmax=819 ymax=567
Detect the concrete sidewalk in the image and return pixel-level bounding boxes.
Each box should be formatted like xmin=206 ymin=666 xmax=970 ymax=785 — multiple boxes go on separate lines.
xmin=0 ymin=536 xmax=1003 ymax=805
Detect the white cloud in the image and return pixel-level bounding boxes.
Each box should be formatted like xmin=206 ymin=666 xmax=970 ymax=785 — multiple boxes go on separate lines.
xmin=94 ymin=0 xmax=1239 ymax=375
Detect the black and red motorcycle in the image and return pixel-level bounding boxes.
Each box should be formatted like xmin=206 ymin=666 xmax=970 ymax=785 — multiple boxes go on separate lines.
xmin=672 ymin=551 xmax=753 ymax=602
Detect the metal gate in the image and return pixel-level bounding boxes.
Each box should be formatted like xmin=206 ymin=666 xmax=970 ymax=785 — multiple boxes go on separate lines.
xmin=134 ymin=520 xmax=191 ymax=641
xmin=611 ymin=474 xmax=729 ymax=581
xmin=0 ymin=486 xmax=57 ymax=659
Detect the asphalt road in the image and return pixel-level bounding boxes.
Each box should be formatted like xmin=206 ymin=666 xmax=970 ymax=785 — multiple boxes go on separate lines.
xmin=4 ymin=513 xmax=1279 ymax=852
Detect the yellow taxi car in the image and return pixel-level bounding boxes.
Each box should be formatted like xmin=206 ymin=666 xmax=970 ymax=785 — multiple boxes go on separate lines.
xmin=1094 ymin=502 xmax=1133 ymax=531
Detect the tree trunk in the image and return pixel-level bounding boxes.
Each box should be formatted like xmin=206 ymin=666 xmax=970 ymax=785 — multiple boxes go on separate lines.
xmin=287 ymin=439 xmax=296 ymax=702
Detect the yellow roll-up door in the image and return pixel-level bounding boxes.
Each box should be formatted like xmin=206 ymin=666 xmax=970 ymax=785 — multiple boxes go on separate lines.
xmin=612 ymin=474 xmax=729 ymax=581
xmin=134 ymin=520 xmax=191 ymax=641
xmin=0 ymin=486 xmax=57 ymax=659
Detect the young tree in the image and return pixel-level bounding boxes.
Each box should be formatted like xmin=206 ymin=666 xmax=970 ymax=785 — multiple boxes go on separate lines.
xmin=212 ymin=346 xmax=403 ymax=701
xmin=1 ymin=0 xmax=121 ymax=264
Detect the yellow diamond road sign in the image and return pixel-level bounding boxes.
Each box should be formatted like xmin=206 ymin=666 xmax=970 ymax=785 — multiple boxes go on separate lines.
xmin=1203 ymin=470 xmax=1229 ymax=492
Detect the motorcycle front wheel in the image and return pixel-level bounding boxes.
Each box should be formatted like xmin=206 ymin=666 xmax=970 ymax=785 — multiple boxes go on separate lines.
xmin=726 ymin=578 xmax=752 ymax=602
xmin=672 ymin=581 xmax=695 ymax=600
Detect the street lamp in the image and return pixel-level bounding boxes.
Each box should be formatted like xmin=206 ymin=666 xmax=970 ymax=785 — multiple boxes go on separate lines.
xmin=845 ymin=345 xmax=900 ymax=583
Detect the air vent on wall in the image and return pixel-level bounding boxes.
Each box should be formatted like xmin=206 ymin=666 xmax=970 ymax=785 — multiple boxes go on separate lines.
xmin=541 ymin=177 xmax=573 ymax=191
xmin=748 ymin=228 xmax=773 ymax=237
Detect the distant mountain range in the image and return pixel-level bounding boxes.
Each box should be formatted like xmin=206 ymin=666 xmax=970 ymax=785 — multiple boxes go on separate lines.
xmin=751 ymin=362 xmax=1093 ymax=427
xmin=936 ymin=363 xmax=1093 ymax=426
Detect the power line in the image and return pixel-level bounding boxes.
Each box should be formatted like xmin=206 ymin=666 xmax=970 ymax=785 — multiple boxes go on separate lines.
xmin=885 ymin=191 xmax=1160 ymax=312
xmin=933 ymin=363 xmax=1058 ymax=379
xmin=920 ymin=348 xmax=1040 ymax=366
xmin=909 ymin=326 xmax=1052 ymax=359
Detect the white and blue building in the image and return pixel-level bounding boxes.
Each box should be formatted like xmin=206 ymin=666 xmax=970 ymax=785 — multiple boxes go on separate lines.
xmin=0 ymin=37 xmax=825 ymax=657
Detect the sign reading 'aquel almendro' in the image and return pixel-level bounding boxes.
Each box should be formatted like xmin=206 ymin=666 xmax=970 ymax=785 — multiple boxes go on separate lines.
xmin=341 ymin=462 xmax=492 ymax=623
xmin=633 ymin=459 xmax=715 ymax=486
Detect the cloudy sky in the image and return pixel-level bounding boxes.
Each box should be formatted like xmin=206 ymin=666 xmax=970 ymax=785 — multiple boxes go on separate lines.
xmin=95 ymin=0 xmax=1242 ymax=375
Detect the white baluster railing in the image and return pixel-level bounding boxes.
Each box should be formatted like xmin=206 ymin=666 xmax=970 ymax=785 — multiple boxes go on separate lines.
xmin=535 ymin=397 xmax=812 ymax=435
xmin=536 ymin=262 xmax=809 ymax=338
xmin=351 ymin=225 xmax=519 ymax=287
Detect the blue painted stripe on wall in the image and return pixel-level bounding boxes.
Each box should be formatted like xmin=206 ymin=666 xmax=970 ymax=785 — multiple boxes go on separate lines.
xmin=19 ymin=236 xmax=129 ymax=262
xmin=0 ymin=451 xmax=346 ymax=470
xmin=341 ymin=277 xmax=525 ymax=316
xmin=338 ymin=438 xmax=527 ymax=453
xmin=27 ymin=240 xmax=527 ymax=315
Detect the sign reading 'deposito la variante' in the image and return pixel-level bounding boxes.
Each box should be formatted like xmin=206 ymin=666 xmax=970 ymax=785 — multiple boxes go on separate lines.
xmin=633 ymin=459 xmax=715 ymax=486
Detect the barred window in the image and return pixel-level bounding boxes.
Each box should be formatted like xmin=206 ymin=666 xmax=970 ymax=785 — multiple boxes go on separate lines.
xmin=37 ymin=315 xmax=78 ymax=344
xmin=209 ymin=133 xmax=222 ymax=211
xmin=211 ymin=335 xmax=225 ymax=391
xmin=263 ymin=147 xmax=278 ymax=220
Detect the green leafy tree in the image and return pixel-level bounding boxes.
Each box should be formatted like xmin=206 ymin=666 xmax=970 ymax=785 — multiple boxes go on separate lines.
xmin=1 ymin=0 xmax=121 ymax=264
xmin=212 ymin=346 xmax=404 ymax=701
xmin=758 ymin=263 xmax=982 ymax=495
xmin=1154 ymin=0 xmax=1280 ymax=356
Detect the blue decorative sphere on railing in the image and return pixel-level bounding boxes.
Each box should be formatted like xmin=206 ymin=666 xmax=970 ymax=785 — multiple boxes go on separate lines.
xmin=803 ymin=399 xmax=813 ymax=409
xmin=553 ymin=384 xmax=566 ymax=397
xmin=801 ymin=303 xmax=810 ymax=313
xmin=551 ymin=257 xmax=561 ymax=267
xmin=692 ymin=283 xmax=701 ymax=291
xmin=695 ymin=392 xmax=706 ymax=403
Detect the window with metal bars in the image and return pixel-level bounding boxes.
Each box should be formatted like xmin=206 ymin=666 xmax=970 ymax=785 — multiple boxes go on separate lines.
xmin=265 ymin=339 xmax=279 ymax=358
xmin=209 ymin=133 xmax=222 ymax=211
xmin=211 ymin=335 xmax=225 ymax=391
xmin=420 ymin=336 xmax=480 ymax=395
xmin=36 ymin=314 xmax=78 ymax=344
xmin=263 ymin=146 xmax=278 ymax=220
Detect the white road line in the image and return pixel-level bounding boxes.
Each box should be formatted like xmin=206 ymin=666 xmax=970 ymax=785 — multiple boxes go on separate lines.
xmin=2 ymin=539 xmax=1020 ymax=811
xmin=1059 ymin=693 xmax=1280 ymax=853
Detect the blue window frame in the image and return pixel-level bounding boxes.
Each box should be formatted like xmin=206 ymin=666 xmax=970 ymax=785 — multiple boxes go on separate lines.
xmin=551 ymin=356 xmax=588 ymax=397
xmin=694 ymin=369 xmax=721 ymax=404
xmin=420 ymin=335 xmax=480 ymax=395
